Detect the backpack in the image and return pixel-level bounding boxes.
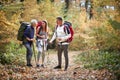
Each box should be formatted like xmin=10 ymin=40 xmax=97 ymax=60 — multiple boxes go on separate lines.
xmin=64 ymin=21 xmax=74 ymax=42
xmin=17 ymin=22 xmax=30 ymax=41
xmin=36 ymin=21 xmax=42 ymax=30
xmin=47 ymin=39 xmax=56 ymax=50
xmin=55 ymin=21 xmax=74 ymax=43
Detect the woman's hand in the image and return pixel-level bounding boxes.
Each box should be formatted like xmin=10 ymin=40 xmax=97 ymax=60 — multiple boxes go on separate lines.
xmin=40 ymin=35 xmax=45 ymax=38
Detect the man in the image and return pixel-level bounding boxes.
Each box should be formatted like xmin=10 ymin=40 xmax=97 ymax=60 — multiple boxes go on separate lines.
xmin=23 ymin=19 xmax=37 ymax=67
xmin=50 ymin=17 xmax=71 ymax=71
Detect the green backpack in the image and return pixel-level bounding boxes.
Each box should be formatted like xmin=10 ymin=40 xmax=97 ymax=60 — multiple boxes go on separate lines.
xmin=17 ymin=22 xmax=30 ymax=41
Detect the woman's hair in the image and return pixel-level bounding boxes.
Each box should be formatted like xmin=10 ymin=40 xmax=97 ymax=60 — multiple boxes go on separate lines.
xmin=41 ymin=20 xmax=48 ymax=32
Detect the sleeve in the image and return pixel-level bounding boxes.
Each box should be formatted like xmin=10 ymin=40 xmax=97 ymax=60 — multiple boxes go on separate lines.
xmin=50 ymin=32 xmax=56 ymax=43
xmin=60 ymin=34 xmax=71 ymax=42
xmin=24 ymin=27 xmax=30 ymax=38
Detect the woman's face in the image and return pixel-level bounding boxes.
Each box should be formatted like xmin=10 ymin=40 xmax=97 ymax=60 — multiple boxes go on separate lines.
xmin=42 ymin=21 xmax=46 ymax=28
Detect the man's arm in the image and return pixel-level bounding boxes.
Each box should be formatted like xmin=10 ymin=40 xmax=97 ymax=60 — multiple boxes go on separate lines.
xmin=60 ymin=34 xmax=71 ymax=42
xmin=24 ymin=27 xmax=33 ymax=41
xmin=50 ymin=32 xmax=56 ymax=43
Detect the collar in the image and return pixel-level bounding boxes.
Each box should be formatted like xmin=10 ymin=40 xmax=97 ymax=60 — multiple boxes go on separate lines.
xmin=58 ymin=25 xmax=63 ymax=27
xmin=31 ymin=26 xmax=34 ymax=29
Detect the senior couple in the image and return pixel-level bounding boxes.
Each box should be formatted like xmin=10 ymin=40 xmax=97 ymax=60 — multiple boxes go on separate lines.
xmin=23 ymin=17 xmax=71 ymax=71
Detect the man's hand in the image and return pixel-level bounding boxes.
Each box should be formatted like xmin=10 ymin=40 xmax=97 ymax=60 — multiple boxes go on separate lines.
xmin=30 ymin=39 xmax=35 ymax=42
xmin=49 ymin=41 xmax=52 ymax=44
xmin=56 ymin=38 xmax=62 ymax=42
xmin=26 ymin=37 xmax=35 ymax=42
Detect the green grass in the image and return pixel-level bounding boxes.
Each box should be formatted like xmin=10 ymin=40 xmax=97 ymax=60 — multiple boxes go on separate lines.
xmin=75 ymin=50 xmax=120 ymax=79
xmin=0 ymin=41 xmax=26 ymax=66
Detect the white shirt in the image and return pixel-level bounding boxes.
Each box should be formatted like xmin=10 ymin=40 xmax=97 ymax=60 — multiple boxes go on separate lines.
xmin=50 ymin=25 xmax=71 ymax=45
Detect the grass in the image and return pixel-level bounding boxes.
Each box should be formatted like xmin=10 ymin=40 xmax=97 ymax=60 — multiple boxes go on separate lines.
xmin=75 ymin=50 xmax=120 ymax=79
xmin=0 ymin=41 xmax=26 ymax=66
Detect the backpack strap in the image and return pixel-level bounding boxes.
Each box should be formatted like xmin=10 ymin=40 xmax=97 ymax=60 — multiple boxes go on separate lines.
xmin=64 ymin=25 xmax=70 ymax=35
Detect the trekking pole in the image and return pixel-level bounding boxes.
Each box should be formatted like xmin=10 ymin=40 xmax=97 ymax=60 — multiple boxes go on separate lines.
xmin=32 ymin=42 xmax=37 ymax=65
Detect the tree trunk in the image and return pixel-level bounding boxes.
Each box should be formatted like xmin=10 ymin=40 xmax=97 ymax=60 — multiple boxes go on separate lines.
xmin=65 ymin=0 xmax=69 ymax=10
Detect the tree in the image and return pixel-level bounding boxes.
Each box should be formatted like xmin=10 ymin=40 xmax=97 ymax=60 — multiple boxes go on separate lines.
xmin=64 ymin=0 xmax=71 ymax=13
xmin=20 ymin=0 xmax=24 ymax=2
xmin=65 ymin=0 xmax=69 ymax=10
xmin=50 ymin=0 xmax=54 ymax=2
xmin=22 ymin=0 xmax=38 ymax=21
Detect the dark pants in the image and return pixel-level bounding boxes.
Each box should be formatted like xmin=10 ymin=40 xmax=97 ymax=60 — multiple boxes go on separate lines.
xmin=57 ymin=45 xmax=69 ymax=69
xmin=24 ymin=43 xmax=33 ymax=65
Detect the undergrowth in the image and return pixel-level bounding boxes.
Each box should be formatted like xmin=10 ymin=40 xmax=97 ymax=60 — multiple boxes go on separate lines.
xmin=75 ymin=50 xmax=120 ymax=79
xmin=0 ymin=41 xmax=26 ymax=66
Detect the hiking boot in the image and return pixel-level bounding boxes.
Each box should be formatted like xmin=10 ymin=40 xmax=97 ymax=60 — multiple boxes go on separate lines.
xmin=36 ymin=64 xmax=40 ymax=67
xmin=27 ymin=64 xmax=33 ymax=67
xmin=64 ymin=68 xmax=67 ymax=71
xmin=54 ymin=65 xmax=61 ymax=69
xmin=41 ymin=64 xmax=44 ymax=68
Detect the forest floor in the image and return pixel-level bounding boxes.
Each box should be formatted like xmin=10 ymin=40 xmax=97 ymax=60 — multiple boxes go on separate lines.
xmin=0 ymin=51 xmax=114 ymax=80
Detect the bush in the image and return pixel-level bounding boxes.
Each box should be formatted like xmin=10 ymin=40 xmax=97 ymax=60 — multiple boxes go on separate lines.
xmin=91 ymin=26 xmax=120 ymax=51
xmin=0 ymin=41 xmax=26 ymax=65
xmin=69 ymin=36 xmax=86 ymax=51
xmin=75 ymin=50 xmax=120 ymax=79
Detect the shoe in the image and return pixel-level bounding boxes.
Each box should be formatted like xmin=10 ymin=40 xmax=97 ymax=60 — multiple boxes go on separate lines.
xmin=54 ymin=65 xmax=61 ymax=69
xmin=36 ymin=64 xmax=40 ymax=67
xmin=27 ymin=64 xmax=33 ymax=67
xmin=41 ymin=64 xmax=44 ymax=68
xmin=64 ymin=68 xmax=67 ymax=71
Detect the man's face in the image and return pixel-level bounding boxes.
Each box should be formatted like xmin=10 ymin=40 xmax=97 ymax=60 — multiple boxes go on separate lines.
xmin=32 ymin=23 xmax=37 ymax=28
xmin=56 ymin=19 xmax=62 ymax=25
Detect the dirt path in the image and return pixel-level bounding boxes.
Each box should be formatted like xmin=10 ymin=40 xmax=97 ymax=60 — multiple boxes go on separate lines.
xmin=27 ymin=51 xmax=113 ymax=80
xmin=31 ymin=51 xmax=81 ymax=80
xmin=44 ymin=51 xmax=79 ymax=69
xmin=0 ymin=51 xmax=114 ymax=80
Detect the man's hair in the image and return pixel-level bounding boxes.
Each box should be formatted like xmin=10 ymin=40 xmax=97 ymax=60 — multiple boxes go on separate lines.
xmin=31 ymin=19 xmax=38 ymax=24
xmin=56 ymin=17 xmax=63 ymax=21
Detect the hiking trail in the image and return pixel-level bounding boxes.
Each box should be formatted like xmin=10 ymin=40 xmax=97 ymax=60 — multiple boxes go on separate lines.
xmin=0 ymin=51 xmax=113 ymax=80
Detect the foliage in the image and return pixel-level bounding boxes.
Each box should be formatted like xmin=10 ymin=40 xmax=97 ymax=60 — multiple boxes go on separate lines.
xmin=75 ymin=50 xmax=120 ymax=79
xmin=0 ymin=0 xmax=120 ymax=79
xmin=0 ymin=41 xmax=26 ymax=65
xmin=69 ymin=36 xmax=85 ymax=51
xmin=22 ymin=0 xmax=38 ymax=21
xmin=0 ymin=11 xmax=18 ymax=53
xmin=75 ymin=5 xmax=120 ymax=79
xmin=91 ymin=26 xmax=120 ymax=51
xmin=38 ymin=0 xmax=64 ymax=30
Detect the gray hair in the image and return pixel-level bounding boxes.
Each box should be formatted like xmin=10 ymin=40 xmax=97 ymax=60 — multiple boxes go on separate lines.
xmin=31 ymin=19 xmax=38 ymax=24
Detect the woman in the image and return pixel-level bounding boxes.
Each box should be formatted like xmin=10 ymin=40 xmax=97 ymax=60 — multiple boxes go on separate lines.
xmin=36 ymin=20 xmax=48 ymax=67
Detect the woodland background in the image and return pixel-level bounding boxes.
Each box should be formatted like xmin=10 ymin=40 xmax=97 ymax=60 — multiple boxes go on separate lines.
xmin=0 ymin=0 xmax=120 ymax=80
